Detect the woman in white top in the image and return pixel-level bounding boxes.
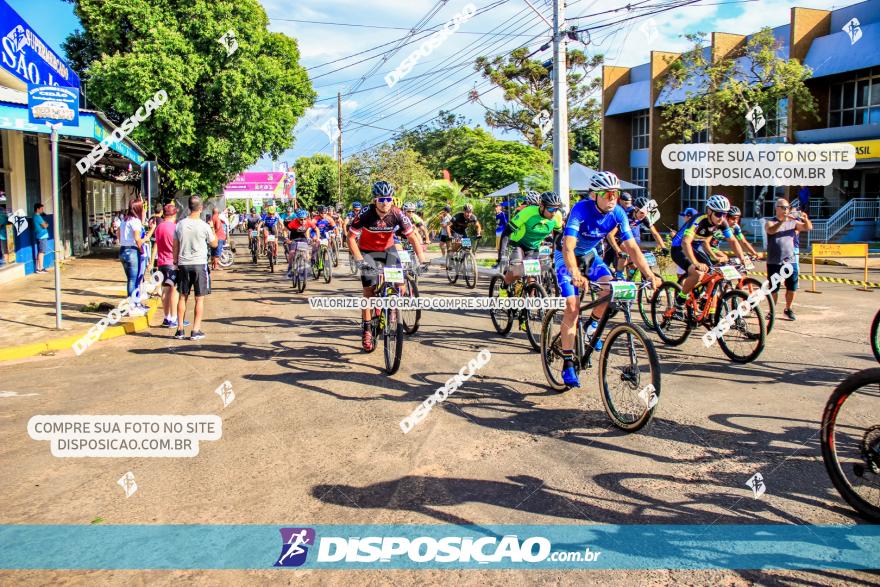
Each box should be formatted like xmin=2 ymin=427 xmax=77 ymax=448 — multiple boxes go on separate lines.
xmin=119 ymin=198 xmax=155 ymax=313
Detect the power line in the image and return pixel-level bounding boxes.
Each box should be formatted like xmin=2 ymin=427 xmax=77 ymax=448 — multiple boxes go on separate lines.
xmin=269 ymin=16 xmax=538 ymax=36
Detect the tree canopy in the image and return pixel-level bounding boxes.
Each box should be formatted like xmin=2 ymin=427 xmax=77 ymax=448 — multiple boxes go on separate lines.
xmin=294 ymin=154 xmax=338 ymax=209
xmin=62 ymin=0 xmax=315 ymax=198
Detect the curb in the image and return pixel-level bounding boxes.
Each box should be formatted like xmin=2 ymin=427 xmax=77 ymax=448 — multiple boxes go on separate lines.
xmin=0 ymin=299 xmax=160 ymax=362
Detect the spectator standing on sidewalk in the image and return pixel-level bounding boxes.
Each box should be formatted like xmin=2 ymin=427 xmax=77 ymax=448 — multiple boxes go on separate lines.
xmin=765 ymin=197 xmax=813 ymax=320
xmin=147 ymin=203 xmax=163 ymax=272
xmin=154 ymin=203 xmax=188 ymax=329
xmin=173 ymin=196 xmax=217 ymax=341
xmin=33 ymin=203 xmax=49 ymax=273
xmin=211 ymin=207 xmax=227 ymax=271
xmin=119 ymin=198 xmax=155 ymax=315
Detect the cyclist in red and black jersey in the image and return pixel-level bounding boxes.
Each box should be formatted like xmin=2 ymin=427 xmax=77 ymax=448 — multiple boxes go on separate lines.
xmin=285 ymin=210 xmax=319 ymax=277
xmin=348 ymin=181 xmax=428 ymax=351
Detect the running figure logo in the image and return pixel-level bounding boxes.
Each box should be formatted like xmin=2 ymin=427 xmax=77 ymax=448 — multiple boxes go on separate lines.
xmin=274 ymin=528 xmax=315 ymax=567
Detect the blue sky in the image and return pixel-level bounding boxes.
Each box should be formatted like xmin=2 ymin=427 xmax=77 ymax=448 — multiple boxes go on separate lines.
xmin=9 ymin=0 xmax=848 ymax=172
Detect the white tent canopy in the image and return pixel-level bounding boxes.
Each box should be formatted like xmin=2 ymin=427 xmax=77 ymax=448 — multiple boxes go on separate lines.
xmin=485 ymin=162 xmax=642 ymax=198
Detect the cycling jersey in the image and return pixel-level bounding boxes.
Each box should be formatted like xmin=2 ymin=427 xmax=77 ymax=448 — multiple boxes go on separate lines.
xmin=348 ymin=204 xmax=413 ymax=252
xmin=407 ymin=213 xmax=425 ymax=226
xmin=346 ymin=210 xmax=361 ymax=221
xmin=619 ymin=205 xmax=652 ymax=244
xmin=495 ymin=210 xmax=509 ymax=234
xmin=314 ymin=214 xmax=336 ymax=237
xmin=263 ymin=215 xmax=280 ymax=231
xmin=557 ymin=199 xmax=633 ymax=256
xmin=287 ymin=218 xmax=317 ymax=240
xmin=450 ymin=212 xmax=478 ymax=236
xmin=246 ymin=216 xmax=261 ymax=230
xmin=707 ymin=223 xmax=745 ymax=250
xmin=671 ymin=214 xmax=732 ymax=247
xmin=508 ymin=206 xmax=563 ymax=250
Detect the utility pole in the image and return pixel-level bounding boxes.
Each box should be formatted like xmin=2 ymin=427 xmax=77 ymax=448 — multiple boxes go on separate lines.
xmin=49 ymin=123 xmax=62 ymax=329
xmin=552 ymin=0 xmax=569 ymax=208
xmin=337 ymin=92 xmax=343 ymax=207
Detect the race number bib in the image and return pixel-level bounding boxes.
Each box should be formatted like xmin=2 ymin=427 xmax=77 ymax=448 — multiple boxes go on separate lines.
xmin=320 ymin=238 xmax=328 ymax=246
xmin=383 ymin=267 xmax=405 ymax=283
xmin=295 ymin=241 xmax=310 ymax=251
xmin=266 ymin=235 xmax=276 ymax=242
xmin=397 ymin=250 xmax=412 ymax=264
xmin=609 ymin=281 xmax=637 ymax=301
xmin=461 ymin=238 xmax=471 ymax=248
xmin=249 ymin=230 xmax=258 ymax=237
xmin=522 ymin=259 xmax=542 ymax=277
xmin=643 ymin=252 xmax=657 ymax=267
xmin=719 ymin=266 xmax=742 ymax=281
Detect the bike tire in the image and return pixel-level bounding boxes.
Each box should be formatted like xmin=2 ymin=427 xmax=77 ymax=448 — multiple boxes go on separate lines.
xmin=446 ymin=252 xmax=458 ymax=284
xmin=740 ymin=277 xmax=775 ymax=335
xmin=714 ymin=289 xmax=766 ymax=363
xmin=598 ymin=322 xmax=661 ymax=432
xmin=323 ymin=250 xmax=333 ymax=284
xmin=820 ymin=367 xmax=880 ymax=522
xmin=871 ymin=309 xmax=880 ymax=364
xmin=331 ymin=241 xmax=339 ymax=267
xmin=349 ymin=253 xmax=359 ymax=276
xmin=464 ymin=253 xmax=478 ymax=289
xmin=488 ymin=276 xmax=513 ymax=336
xmin=268 ymin=247 xmax=275 ymax=273
xmin=540 ymin=308 xmax=577 ymax=391
xmin=401 ymin=275 xmax=421 ymax=335
xmin=637 ymin=285 xmax=655 ymax=331
xmin=295 ymin=255 xmax=307 ymax=293
xmin=524 ymin=282 xmax=547 ymax=352
xmin=383 ymin=303 xmax=404 ymax=375
xmin=651 ymin=281 xmax=693 ymax=346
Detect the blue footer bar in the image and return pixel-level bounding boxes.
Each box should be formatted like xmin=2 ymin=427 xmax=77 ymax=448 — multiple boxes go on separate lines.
xmin=0 ymin=524 xmax=877 ymax=570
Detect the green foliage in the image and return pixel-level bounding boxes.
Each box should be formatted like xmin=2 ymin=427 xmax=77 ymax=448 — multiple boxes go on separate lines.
xmin=341 ymin=146 xmax=433 ymax=207
xmin=572 ymin=119 xmax=600 ymax=169
xmin=294 ymin=154 xmax=338 ymax=208
xmin=63 ymin=0 xmax=315 ymax=198
xmin=227 ymin=200 xmax=249 ymax=214
xmin=659 ymin=29 xmax=817 ymax=141
xmin=446 ymin=138 xmax=550 ymax=196
xmin=394 ymin=111 xmax=483 ymax=177
xmin=474 ymin=46 xmax=603 ymax=152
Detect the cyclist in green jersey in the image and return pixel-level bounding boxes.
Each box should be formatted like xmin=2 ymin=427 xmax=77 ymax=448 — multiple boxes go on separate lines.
xmin=502 ymin=191 xmax=564 ymax=285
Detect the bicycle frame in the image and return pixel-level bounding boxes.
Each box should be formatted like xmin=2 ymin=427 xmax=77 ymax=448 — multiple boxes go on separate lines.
xmin=684 ymin=271 xmax=726 ymax=324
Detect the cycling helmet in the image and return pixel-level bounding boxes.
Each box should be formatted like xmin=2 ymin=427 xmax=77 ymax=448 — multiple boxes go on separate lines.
xmin=523 ymin=190 xmax=540 ymax=205
xmin=634 ymin=196 xmax=649 ymax=209
xmin=706 ymin=194 xmax=731 ymax=213
xmin=266 ymin=205 xmax=276 ymax=214
xmin=463 ymin=203 xmax=474 ymax=212
xmin=540 ymin=191 xmax=562 ymax=207
xmin=443 ymin=205 xmax=451 ymax=212
xmin=352 ymin=201 xmax=362 ymax=209
xmin=372 ymin=180 xmax=395 ymax=198
xmin=296 ymin=209 xmax=308 ymax=219
xmin=619 ymin=192 xmax=632 ymax=202
xmin=403 ymin=202 xmax=416 ymax=211
xmin=729 ymin=206 xmax=741 ymax=217
xmin=250 ymin=207 xmax=256 ymax=213
xmin=317 ymin=205 xmax=326 ymax=214
xmin=589 ymin=171 xmax=621 ymax=192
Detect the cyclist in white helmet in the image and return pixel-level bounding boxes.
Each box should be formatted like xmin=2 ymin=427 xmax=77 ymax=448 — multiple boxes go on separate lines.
xmin=669 ymin=194 xmax=750 ymax=317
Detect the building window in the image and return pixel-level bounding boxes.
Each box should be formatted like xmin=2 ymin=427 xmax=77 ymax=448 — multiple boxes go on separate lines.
xmin=829 ymin=69 xmax=880 ymax=127
xmin=631 ymin=109 xmax=649 ymax=150
xmin=630 ymin=167 xmax=648 ymax=192
xmin=680 ymin=125 xmax=708 ymax=213
xmin=745 ymin=185 xmax=784 ymax=218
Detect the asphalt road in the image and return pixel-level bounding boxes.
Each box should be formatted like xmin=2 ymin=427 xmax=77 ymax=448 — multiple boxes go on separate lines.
xmin=1 ymin=234 xmax=878 ymax=585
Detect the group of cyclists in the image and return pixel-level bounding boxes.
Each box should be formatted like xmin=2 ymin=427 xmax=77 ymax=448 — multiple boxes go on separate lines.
xmin=235 ymin=169 xmax=769 ymax=388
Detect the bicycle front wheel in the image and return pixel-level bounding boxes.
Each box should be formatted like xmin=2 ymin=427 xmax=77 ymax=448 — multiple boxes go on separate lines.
xmin=323 ymin=249 xmax=333 ymax=284
xmin=295 ymin=255 xmax=308 ymax=293
xmin=219 ymin=248 xmax=234 ymax=268
xmin=524 ymin=282 xmax=547 ymax=352
xmin=488 ymin=276 xmax=513 ymax=336
xmin=637 ymin=284 xmax=655 ymax=331
xmin=820 ymin=367 xmax=880 ymax=522
xmin=651 ymin=282 xmax=692 ymax=346
xmin=871 ymin=309 xmax=880 ymax=363
xmin=463 ymin=252 xmax=478 ymax=289
xmin=446 ymin=253 xmax=458 ymax=284
xmin=714 ymin=289 xmax=766 ymax=363
xmin=401 ymin=275 xmax=421 ymax=335
xmin=598 ymin=322 xmax=660 ymax=432
xmin=383 ymin=303 xmax=404 ymax=375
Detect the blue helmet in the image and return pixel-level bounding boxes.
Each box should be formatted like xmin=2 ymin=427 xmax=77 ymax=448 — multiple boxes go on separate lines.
xmin=372 ymin=180 xmax=395 ymax=198
xmin=296 ymin=209 xmax=308 ymax=219
xmin=352 ymin=201 xmax=362 ymax=209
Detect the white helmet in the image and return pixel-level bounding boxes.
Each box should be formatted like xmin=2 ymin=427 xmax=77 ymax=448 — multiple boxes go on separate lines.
xmin=706 ymin=194 xmax=731 ymax=213
xmin=589 ymin=171 xmax=620 ymax=192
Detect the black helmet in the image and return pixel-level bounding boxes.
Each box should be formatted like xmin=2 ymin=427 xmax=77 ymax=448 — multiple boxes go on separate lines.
xmin=619 ymin=192 xmax=632 ymax=203
xmin=443 ymin=205 xmax=451 ymax=212
xmin=250 ymin=207 xmax=256 ymax=213
xmin=540 ymin=191 xmax=562 ymax=207
xmin=634 ymin=197 xmax=648 ymax=209
xmin=372 ymin=180 xmax=394 ymax=198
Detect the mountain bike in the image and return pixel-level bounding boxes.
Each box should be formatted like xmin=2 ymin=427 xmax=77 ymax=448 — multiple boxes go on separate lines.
xmin=290 ymin=239 xmax=310 ymax=293
xmin=327 ymin=230 xmax=340 ymax=267
xmin=313 ymin=238 xmax=333 ymax=284
xmin=248 ymin=230 xmax=259 ymax=264
xmin=870 ymin=308 xmax=880 ymax=363
xmin=540 ymin=280 xmax=660 ymax=432
xmin=397 ymin=245 xmax=421 ymax=335
xmin=446 ymin=236 xmax=479 ymax=289
xmin=820 ymin=367 xmax=880 ymax=522
xmin=716 ymin=255 xmax=775 ymax=334
xmin=652 ymin=263 xmax=766 ymax=363
xmin=360 ymin=262 xmax=405 ymax=375
xmin=488 ymin=254 xmax=548 ymax=352
xmin=615 ymin=250 xmax=659 ymax=330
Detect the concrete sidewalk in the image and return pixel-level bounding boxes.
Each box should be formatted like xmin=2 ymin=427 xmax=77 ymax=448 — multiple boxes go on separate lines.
xmin=0 ymin=253 xmax=160 ymax=359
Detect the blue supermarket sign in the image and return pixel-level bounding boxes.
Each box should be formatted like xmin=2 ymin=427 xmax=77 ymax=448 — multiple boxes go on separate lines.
xmin=27 ymin=84 xmax=79 ymax=126
xmin=0 ymin=0 xmax=80 ymax=89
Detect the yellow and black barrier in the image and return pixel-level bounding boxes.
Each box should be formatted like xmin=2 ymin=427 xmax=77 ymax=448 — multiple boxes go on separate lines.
xmin=808 ymin=243 xmax=872 ymax=293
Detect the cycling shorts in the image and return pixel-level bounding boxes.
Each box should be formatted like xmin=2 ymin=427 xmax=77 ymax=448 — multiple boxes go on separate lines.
xmin=360 ymin=247 xmax=400 ymax=288
xmin=671 ymin=245 xmax=713 ymax=273
xmin=554 ymin=249 xmax=610 ymax=298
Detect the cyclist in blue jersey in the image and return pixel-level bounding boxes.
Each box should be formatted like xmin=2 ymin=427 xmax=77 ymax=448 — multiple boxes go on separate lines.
xmin=557 ymin=171 xmax=662 ymax=388
xmin=604 ymin=195 xmax=665 ymax=278
xmin=260 ymin=205 xmax=281 ymax=254
xmin=669 ymin=195 xmax=749 ymax=317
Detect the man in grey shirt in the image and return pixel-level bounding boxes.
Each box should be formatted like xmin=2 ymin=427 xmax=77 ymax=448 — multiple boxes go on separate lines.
xmin=765 ymin=197 xmax=812 ymax=320
xmin=173 ymin=196 xmax=218 ymax=340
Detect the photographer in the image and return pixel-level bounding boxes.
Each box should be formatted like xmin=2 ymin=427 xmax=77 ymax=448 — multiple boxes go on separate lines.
xmin=765 ymin=197 xmax=813 ymax=320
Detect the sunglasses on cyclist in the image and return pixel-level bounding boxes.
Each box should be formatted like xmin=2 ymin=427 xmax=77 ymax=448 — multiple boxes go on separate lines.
xmin=545 ymin=206 xmax=559 ymax=213
xmin=376 ymin=197 xmax=393 ymax=203
xmin=776 ymin=205 xmax=790 ymax=210
xmin=594 ymin=190 xmax=619 ymax=200
xmin=712 ymin=210 xmax=727 ymax=217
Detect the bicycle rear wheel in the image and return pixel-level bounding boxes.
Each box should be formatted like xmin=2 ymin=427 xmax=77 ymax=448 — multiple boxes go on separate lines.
xmin=820 ymin=367 xmax=880 ymax=522
xmin=464 ymin=252 xmax=478 ymax=289
xmin=524 ymin=282 xmax=547 ymax=352
xmin=651 ymin=282 xmax=692 ymax=346
xmin=383 ymin=301 xmax=404 ymax=375
xmin=401 ymin=275 xmax=421 ymax=335
xmin=488 ymin=276 xmax=513 ymax=336
xmin=871 ymin=309 xmax=880 ymax=364
xmin=446 ymin=252 xmax=458 ymax=284
xmin=323 ymin=249 xmax=333 ymax=284
xmin=598 ymin=322 xmax=660 ymax=432
xmin=714 ymin=289 xmax=766 ymax=363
